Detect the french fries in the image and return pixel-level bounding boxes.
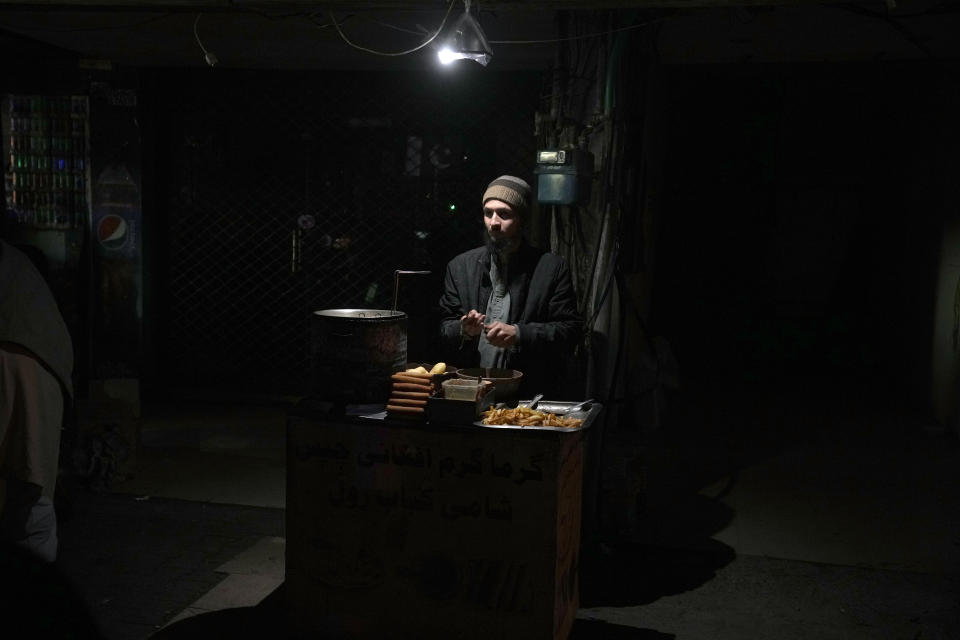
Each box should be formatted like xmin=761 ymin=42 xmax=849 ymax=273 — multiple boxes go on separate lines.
xmin=480 ymin=406 xmax=584 ymax=428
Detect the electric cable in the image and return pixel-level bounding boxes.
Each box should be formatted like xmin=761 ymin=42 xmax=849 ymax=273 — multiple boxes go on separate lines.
xmin=836 ymin=3 xmax=934 ymax=58
xmin=554 ymin=206 xmax=576 ymax=248
xmin=238 ymin=8 xmax=323 ymax=22
xmin=307 ymin=13 xmax=350 ymax=30
xmin=366 ymin=19 xmax=430 ymax=37
xmin=488 ymin=16 xmax=669 ymax=45
xmin=588 ymin=117 xmax=627 ymax=336
xmin=308 ymin=13 xmax=425 ymax=35
xmin=328 ymin=0 xmax=457 ymax=57
xmin=193 ymin=13 xmax=218 ymax=67
xmin=583 ymin=243 xmax=619 ymax=334
xmin=572 ymin=204 xmax=591 ymax=253
xmin=581 ymin=96 xmax=622 ymax=334
xmin=583 ymin=15 xmax=616 ymax=341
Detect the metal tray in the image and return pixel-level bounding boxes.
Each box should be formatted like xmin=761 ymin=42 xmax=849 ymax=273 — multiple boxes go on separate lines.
xmin=472 ymin=401 xmax=601 ymax=432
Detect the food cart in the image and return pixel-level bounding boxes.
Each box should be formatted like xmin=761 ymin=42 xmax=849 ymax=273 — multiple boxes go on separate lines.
xmin=285 ymin=397 xmax=601 ymax=640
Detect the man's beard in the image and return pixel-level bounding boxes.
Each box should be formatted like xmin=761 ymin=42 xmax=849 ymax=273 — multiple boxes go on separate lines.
xmin=485 ymin=232 xmax=520 ymax=255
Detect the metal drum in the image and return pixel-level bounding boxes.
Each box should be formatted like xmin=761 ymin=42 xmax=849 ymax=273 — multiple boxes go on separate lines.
xmin=310 ymin=309 xmax=408 ymax=403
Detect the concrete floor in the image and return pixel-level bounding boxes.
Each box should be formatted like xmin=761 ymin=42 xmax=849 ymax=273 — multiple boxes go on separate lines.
xmin=39 ymin=383 xmax=960 ymax=639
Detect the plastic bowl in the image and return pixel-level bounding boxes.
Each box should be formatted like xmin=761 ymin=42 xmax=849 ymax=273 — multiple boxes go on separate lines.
xmin=456 ymin=368 xmax=523 ymax=400
xmin=442 ymin=379 xmax=485 ymax=401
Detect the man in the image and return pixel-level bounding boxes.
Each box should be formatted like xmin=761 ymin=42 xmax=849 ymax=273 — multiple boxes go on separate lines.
xmin=0 ymin=240 xmax=73 ymax=562
xmin=439 ymin=175 xmax=582 ymax=395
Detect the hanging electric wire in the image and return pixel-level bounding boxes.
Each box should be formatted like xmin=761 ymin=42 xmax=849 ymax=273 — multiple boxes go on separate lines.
xmin=327 ymin=0 xmax=457 ymax=57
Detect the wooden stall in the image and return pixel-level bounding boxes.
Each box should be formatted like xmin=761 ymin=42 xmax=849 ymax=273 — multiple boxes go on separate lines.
xmin=285 ymin=405 xmax=596 ymax=640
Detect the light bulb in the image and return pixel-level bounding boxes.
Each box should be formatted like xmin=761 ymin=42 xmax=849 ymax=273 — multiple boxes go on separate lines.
xmin=438 ymin=48 xmax=458 ymax=65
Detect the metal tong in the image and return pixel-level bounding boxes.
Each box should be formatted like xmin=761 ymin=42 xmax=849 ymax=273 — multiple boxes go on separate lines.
xmin=516 ymin=394 xmax=591 ymax=413
xmin=564 ymin=398 xmax=595 ymax=414
xmin=517 ymin=393 xmax=544 ymax=410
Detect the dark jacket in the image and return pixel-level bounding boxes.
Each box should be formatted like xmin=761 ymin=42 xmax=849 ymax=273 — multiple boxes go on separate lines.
xmin=439 ymin=241 xmax=582 ymax=395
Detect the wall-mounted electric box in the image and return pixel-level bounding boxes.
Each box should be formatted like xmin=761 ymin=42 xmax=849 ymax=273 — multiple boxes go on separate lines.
xmin=534 ymin=149 xmax=593 ymax=205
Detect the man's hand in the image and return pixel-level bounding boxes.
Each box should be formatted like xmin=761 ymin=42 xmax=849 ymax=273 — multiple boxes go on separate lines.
xmin=483 ymin=322 xmax=517 ymax=348
xmin=460 ymin=310 xmax=486 ymax=337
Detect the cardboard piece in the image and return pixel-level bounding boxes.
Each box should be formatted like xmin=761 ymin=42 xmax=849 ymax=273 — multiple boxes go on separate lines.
xmin=286 ymin=414 xmax=583 ymax=640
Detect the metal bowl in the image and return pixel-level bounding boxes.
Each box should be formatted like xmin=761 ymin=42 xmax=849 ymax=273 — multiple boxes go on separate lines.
xmin=457 ymin=368 xmax=523 ymax=400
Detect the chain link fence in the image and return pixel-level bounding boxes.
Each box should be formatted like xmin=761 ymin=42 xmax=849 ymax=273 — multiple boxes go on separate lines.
xmin=154 ymin=68 xmax=543 ymax=397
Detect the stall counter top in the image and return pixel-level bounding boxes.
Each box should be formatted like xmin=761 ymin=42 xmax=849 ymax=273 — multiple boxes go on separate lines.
xmin=288 ymin=396 xmax=601 ymax=437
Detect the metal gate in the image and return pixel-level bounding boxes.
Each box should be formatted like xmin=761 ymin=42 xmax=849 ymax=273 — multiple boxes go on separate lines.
xmin=154 ymin=68 xmax=541 ymax=397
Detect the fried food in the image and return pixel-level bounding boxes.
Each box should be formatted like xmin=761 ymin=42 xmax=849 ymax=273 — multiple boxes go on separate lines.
xmin=480 ymin=406 xmax=584 ymax=428
xmin=389 ymin=397 xmax=428 ymax=407
xmin=392 ymin=373 xmax=432 ymax=385
xmin=405 ymin=363 xmax=447 ymax=375
xmin=392 ymin=390 xmax=430 ymax=399
xmin=393 ymin=382 xmax=432 ymax=393
xmin=387 ymin=404 xmax=425 ymax=415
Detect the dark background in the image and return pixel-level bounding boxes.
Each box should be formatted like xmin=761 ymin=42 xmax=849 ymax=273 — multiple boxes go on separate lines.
xmin=2 ymin=4 xmax=959 ymax=639
xmin=653 ymin=62 xmax=945 ymax=410
xmin=2 ymin=4 xmax=957 ymax=425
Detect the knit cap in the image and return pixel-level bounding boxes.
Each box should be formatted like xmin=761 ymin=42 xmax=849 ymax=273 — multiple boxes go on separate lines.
xmin=482 ymin=175 xmax=531 ymax=213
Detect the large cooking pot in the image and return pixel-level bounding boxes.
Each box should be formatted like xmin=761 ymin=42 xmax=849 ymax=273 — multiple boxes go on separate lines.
xmin=311 ymin=309 xmax=407 ymax=403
